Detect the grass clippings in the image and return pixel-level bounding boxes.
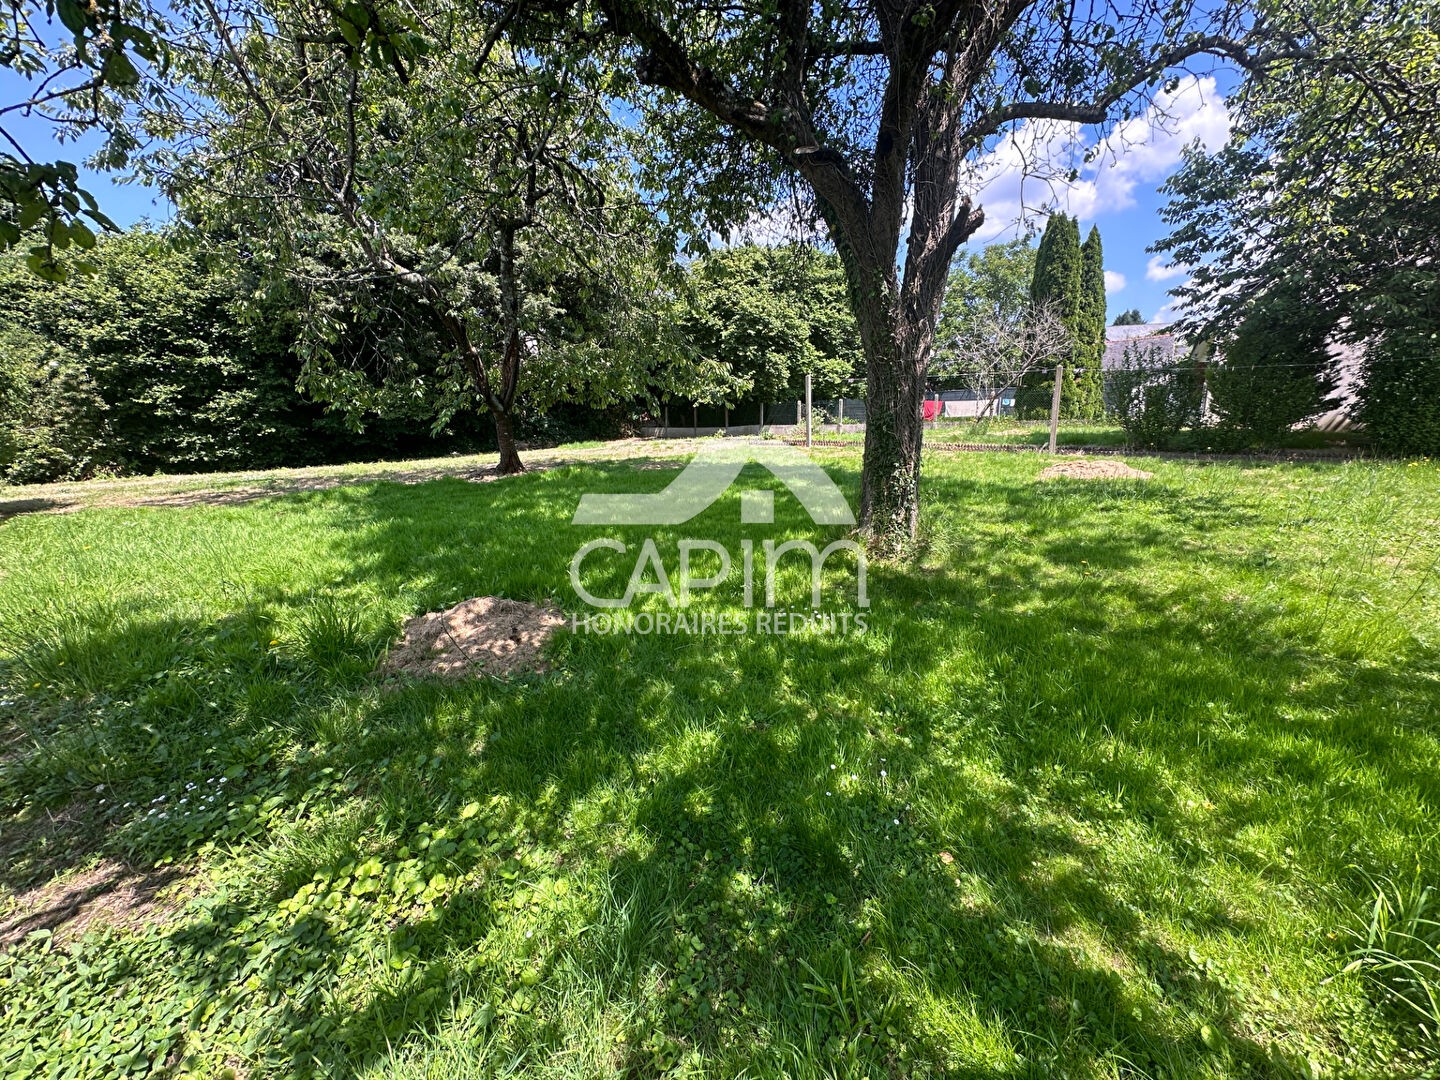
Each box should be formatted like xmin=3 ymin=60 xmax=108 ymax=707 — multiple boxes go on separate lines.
xmin=0 ymin=860 xmax=184 ymax=949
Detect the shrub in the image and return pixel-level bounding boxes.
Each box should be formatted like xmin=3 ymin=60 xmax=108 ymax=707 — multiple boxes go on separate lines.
xmin=0 ymin=231 xmax=491 ymax=483
xmin=1359 ymin=328 xmax=1440 ymax=457
xmin=1207 ymin=286 xmax=1339 ymax=446
xmin=0 ymin=327 xmax=111 ymax=484
xmin=1107 ymin=343 xmax=1204 ymax=449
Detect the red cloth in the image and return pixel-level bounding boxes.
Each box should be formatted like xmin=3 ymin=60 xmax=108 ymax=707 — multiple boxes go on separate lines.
xmin=922 ymin=400 xmax=942 ymax=421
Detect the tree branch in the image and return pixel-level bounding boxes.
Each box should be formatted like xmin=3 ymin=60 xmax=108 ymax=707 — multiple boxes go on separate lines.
xmin=957 ymin=33 xmax=1314 ymax=151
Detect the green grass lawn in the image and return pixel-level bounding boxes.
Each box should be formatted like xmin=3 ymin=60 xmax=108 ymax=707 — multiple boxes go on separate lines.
xmin=927 ymin=420 xmax=1131 ymax=447
xmin=2 ymin=449 xmax=1438 ymax=1078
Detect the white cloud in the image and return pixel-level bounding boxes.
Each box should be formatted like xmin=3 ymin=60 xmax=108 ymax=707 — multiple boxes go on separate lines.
xmin=1104 ymin=270 xmax=1126 ymax=294
xmin=963 ymin=75 xmax=1231 ymax=245
xmin=1151 ymin=300 xmax=1186 ymax=324
xmin=1150 ymin=279 xmax=1197 ymax=324
xmin=1086 ymin=76 xmax=1231 ymax=214
xmin=1145 ymin=255 xmax=1187 ymax=282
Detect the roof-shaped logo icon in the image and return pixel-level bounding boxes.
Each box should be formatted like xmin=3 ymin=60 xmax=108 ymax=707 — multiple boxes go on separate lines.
xmin=572 ymin=441 xmax=855 ymax=527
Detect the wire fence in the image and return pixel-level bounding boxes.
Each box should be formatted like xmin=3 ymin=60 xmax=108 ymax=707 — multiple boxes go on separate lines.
xmin=638 ymin=369 xmax=1099 ymax=438
xmin=641 ymin=395 xmax=868 ymax=437
xmin=641 ymin=357 xmax=1365 ymax=440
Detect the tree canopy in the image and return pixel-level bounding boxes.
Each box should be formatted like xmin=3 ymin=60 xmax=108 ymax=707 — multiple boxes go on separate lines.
xmin=501 ymin=0 xmax=1315 ymax=547
xmin=1154 ymin=0 xmax=1440 ymax=452
xmin=1 ymin=0 xmax=169 ymax=277
xmin=683 ymin=244 xmax=861 ymax=405
xmin=2 ymin=231 xmax=318 ymax=481
xmin=140 ymin=0 xmax=721 ymax=472
xmin=933 ymin=237 xmax=1036 ymax=381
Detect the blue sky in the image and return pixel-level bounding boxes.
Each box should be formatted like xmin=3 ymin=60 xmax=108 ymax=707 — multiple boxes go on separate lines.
xmin=0 ymin=66 xmax=173 ymax=226
xmin=4 ymin=64 xmax=1228 ymax=323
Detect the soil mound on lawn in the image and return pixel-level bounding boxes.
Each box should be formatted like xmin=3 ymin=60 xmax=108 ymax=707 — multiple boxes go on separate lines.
xmin=382 ymin=597 xmax=564 ymax=679
xmin=1039 ymin=459 xmax=1153 ymax=481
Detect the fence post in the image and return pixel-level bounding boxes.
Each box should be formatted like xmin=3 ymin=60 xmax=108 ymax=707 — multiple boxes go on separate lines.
xmin=804 ymin=374 xmax=813 ymax=448
xmin=1048 ymin=364 xmax=1064 ymax=454
xmin=663 ymin=403 xmax=669 ymax=437
xmin=837 ymin=397 xmax=844 ymax=433
xmin=723 ymin=404 xmax=729 ymax=432
xmin=759 ymin=401 xmax=765 ymax=434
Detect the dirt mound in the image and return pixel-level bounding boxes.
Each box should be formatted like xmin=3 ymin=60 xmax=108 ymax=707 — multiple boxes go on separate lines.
xmin=381 ymin=597 xmax=565 ymax=679
xmin=1039 ymin=459 xmax=1153 ymax=481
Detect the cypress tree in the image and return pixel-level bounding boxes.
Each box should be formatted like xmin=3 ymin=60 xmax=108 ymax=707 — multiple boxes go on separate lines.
xmin=1077 ymin=225 xmax=1107 ymax=419
xmin=1015 ymin=214 xmax=1081 ymax=418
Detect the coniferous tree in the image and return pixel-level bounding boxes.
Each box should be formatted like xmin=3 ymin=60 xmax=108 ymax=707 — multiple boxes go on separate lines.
xmin=1113 ymin=309 xmax=1145 ymax=326
xmin=1078 ymin=226 xmax=1107 ymax=418
xmin=1015 ymin=214 xmax=1081 ymax=418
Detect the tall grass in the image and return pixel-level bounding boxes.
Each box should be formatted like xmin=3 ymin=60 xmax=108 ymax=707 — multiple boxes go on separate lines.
xmin=1342 ymin=873 xmax=1440 ymax=1050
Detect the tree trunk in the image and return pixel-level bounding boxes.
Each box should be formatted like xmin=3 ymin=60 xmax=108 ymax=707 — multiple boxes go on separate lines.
xmin=849 ymin=284 xmax=927 ymax=552
xmin=492 ymin=408 xmax=524 ymax=474
xmin=831 ymin=206 xmax=964 ymax=552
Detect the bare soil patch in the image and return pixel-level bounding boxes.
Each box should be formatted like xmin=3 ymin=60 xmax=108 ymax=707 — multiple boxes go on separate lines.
xmin=0 ymin=859 xmax=184 ymax=949
xmin=1039 ymin=459 xmax=1154 ymax=481
xmin=381 ymin=596 xmax=565 ymax=680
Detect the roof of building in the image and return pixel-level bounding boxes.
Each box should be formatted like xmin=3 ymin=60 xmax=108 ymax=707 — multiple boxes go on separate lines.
xmin=1103 ymin=322 xmax=1184 ymax=369
xmin=1105 ymin=321 xmax=1177 ymax=342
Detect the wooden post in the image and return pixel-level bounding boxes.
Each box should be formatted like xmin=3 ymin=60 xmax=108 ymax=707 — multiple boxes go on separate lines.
xmin=663 ymin=403 xmax=669 ymax=437
xmin=1048 ymin=364 xmax=1064 ymax=454
xmin=723 ymin=404 xmax=729 ymax=432
xmin=837 ymin=397 xmax=844 ymax=433
xmin=804 ymin=374 xmax=813 ymax=448
xmin=692 ymin=404 xmax=698 ymax=437
xmin=759 ymin=401 xmax=765 ymax=434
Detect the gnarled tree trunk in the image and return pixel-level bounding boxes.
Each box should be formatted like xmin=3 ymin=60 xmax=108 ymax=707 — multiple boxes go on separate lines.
xmin=820 ymin=144 xmax=981 ymax=551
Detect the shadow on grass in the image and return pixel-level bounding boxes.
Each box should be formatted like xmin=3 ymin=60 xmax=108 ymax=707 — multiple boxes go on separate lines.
xmin=1 ymin=457 xmax=1436 ymax=1076
xmin=0 ymin=495 xmax=70 ymax=522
